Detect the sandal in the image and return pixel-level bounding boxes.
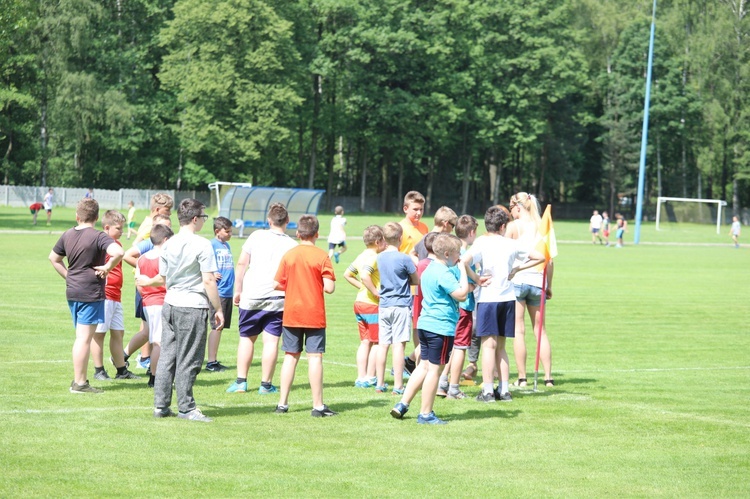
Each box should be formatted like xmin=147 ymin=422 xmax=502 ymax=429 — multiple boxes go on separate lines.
xmin=544 ymin=379 xmax=555 ymax=387
xmin=460 ymin=365 xmax=477 ymax=381
xmin=512 ymin=378 xmax=527 ymax=387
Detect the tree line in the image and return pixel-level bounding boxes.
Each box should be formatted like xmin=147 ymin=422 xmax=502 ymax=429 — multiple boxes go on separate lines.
xmin=1 ymin=0 xmax=748 ymax=215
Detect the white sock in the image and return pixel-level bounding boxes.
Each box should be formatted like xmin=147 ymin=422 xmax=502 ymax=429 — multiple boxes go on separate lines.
xmin=482 ymin=382 xmax=494 ymax=395
xmin=313 ymin=405 xmax=326 ymax=411
xmin=501 ymin=381 xmax=509 ymax=394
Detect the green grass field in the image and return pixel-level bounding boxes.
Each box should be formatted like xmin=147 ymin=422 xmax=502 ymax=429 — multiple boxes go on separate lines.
xmin=0 ymin=206 xmax=748 ymax=497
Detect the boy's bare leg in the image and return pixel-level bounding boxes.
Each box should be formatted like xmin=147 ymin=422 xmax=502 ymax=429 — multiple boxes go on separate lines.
xmin=109 ymin=329 xmax=126 ymax=367
xmin=260 ymin=332 xmax=279 ymax=383
xmin=497 ymin=337 xmax=510 ymax=390
xmin=356 ymin=339 xmax=371 ymax=380
xmin=375 ymin=343 xmax=390 ymax=387
xmin=207 ymin=328 xmax=222 ymax=363
xmin=308 ymin=353 xmax=324 ymax=408
xmin=366 ymin=343 xmax=377 ymax=379
xmin=150 ymin=342 xmax=161 ymax=374
xmin=419 ymin=361 xmax=443 ymax=415
xmin=399 ymin=359 xmax=427 ymax=406
xmin=90 ymin=333 xmax=105 ymax=367
xmin=513 ymin=303 xmax=528 ymax=380
xmin=392 ymin=341 xmax=406 ymax=389
xmin=73 ymin=324 xmax=97 ymax=385
xmin=480 ymin=335 xmax=497 ymax=388
xmin=125 ymin=321 xmax=149 ymax=357
xmin=277 ymin=352 xmax=300 ymax=407
xmin=449 ymin=349 xmax=466 ymax=387
xmin=235 ymin=335 xmax=255 ymax=379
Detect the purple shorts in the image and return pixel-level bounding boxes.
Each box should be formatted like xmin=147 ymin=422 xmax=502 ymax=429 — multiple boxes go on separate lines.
xmin=238 ymin=308 xmax=283 ymax=338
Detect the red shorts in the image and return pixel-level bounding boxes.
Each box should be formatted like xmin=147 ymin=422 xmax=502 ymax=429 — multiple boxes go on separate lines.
xmin=454 ymin=308 xmax=473 ymax=349
xmin=412 ymin=294 xmax=423 ymax=330
xmin=354 ymin=302 xmax=379 ymax=343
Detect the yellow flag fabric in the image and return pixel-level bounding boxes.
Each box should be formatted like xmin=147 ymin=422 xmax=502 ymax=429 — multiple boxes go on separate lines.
xmin=536 ymin=205 xmax=558 ymax=262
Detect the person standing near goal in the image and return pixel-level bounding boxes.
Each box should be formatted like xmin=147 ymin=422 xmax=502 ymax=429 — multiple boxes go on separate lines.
xmin=730 ymin=216 xmax=741 ymax=249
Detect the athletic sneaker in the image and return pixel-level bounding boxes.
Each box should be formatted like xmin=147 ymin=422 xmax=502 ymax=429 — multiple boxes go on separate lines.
xmin=368 ymin=376 xmax=378 ymax=385
xmin=94 ymin=370 xmax=111 ymax=381
xmin=69 ymin=381 xmax=103 ymax=394
xmin=390 ymin=402 xmax=409 ymax=419
xmin=258 ymin=384 xmax=278 ymax=395
xmin=392 ymin=386 xmax=405 ymax=395
xmin=417 ymin=411 xmax=447 ymax=425
xmin=475 ymin=391 xmax=496 ymax=403
xmin=333 ymin=252 xmax=340 ymax=264
xmin=447 ymin=390 xmax=466 ymax=400
xmin=375 ymin=385 xmax=389 ymax=393
xmin=274 ymin=405 xmax=289 ymax=414
xmin=311 ymin=405 xmax=338 ymax=417
xmin=205 ymin=361 xmax=227 ymax=372
xmin=354 ymin=380 xmax=374 ymax=388
xmin=153 ymin=407 xmax=176 ymax=418
xmin=136 ymin=355 xmax=151 ymax=370
xmin=227 ymin=381 xmax=248 ymax=393
xmin=177 ymin=408 xmax=212 ymax=422
xmin=404 ymin=357 xmax=416 ymax=374
xmin=494 ymin=389 xmax=512 ymax=402
xmin=115 ymin=370 xmax=140 ymax=380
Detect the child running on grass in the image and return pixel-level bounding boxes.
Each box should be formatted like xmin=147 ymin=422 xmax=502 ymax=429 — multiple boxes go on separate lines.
xmin=273 ymin=215 xmax=337 ymax=416
xmin=49 ymin=198 xmax=124 ymax=393
xmin=390 ymin=234 xmax=470 ymax=424
xmin=343 ymin=225 xmax=387 ymax=389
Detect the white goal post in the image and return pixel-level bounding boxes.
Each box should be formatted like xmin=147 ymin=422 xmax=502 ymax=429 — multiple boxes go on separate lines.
xmin=655 ymin=197 xmax=727 ymax=234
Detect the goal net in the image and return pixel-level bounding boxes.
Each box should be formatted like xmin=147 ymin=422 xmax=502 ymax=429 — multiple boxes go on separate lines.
xmin=655 ymin=197 xmax=727 ymax=234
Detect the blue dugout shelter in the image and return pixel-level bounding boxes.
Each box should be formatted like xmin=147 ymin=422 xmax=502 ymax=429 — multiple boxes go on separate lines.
xmin=213 ymin=184 xmax=325 ymax=237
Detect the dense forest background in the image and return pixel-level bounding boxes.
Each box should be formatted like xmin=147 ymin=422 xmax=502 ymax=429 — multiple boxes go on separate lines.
xmin=1 ymin=0 xmax=748 ymax=215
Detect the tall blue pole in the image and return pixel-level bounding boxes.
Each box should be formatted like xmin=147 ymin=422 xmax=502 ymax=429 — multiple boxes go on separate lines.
xmin=634 ymin=0 xmax=657 ymax=245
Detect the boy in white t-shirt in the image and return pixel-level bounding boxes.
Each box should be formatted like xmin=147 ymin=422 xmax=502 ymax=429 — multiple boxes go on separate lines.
xmin=228 ymin=203 xmax=297 ymax=394
xmin=327 ymin=206 xmax=347 ymax=263
xmin=461 ymin=206 xmax=545 ymax=403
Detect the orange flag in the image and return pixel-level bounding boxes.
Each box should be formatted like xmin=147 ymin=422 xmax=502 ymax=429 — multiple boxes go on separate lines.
xmin=536 ymin=204 xmax=558 ymax=262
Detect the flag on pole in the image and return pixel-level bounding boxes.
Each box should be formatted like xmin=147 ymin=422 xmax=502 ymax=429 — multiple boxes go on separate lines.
xmin=536 ymin=204 xmax=558 ymax=263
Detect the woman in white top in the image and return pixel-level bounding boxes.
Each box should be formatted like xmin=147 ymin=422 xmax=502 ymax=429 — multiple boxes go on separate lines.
xmin=505 ymin=192 xmax=554 ymax=387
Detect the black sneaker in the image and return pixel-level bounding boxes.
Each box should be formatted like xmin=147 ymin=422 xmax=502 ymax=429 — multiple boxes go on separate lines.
xmin=206 ymin=362 xmax=228 ymax=372
xmin=311 ymin=405 xmax=338 ymax=417
xmin=404 ymin=357 xmax=416 ymax=375
xmin=274 ymin=405 xmax=289 ymax=414
xmin=115 ymin=369 xmax=141 ymax=380
xmin=494 ymin=389 xmax=512 ymax=402
xmin=94 ymin=370 xmax=111 ymax=381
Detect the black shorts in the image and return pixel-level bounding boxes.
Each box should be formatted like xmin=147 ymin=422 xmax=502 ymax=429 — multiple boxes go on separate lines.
xmin=210 ymin=296 xmax=233 ymax=330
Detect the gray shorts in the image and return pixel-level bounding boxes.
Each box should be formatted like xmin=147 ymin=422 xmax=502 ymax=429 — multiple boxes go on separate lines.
xmin=282 ymin=327 xmax=326 ymax=354
xmin=378 ymin=306 xmax=412 ymax=345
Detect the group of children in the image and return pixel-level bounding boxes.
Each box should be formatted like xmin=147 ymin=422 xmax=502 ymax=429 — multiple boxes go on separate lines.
xmin=50 ymin=188 xmax=553 ymax=424
xmin=590 ymin=210 xmax=628 ymax=247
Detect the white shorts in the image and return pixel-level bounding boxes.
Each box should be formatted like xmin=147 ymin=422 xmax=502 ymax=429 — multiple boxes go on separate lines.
xmin=144 ymin=305 xmax=164 ymax=343
xmin=95 ymin=300 xmax=124 ymax=333
xmin=378 ymin=306 xmax=412 ymax=345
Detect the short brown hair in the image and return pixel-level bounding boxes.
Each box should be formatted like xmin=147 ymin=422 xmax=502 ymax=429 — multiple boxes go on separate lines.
xmin=177 ymin=198 xmax=205 ymax=226
xmin=297 ymin=214 xmax=319 ymax=239
xmin=432 ymin=233 xmax=461 ymax=258
xmin=334 ymin=205 xmax=344 ymax=215
xmin=455 ymin=214 xmax=478 ymax=239
xmin=362 ymin=225 xmax=384 ymax=246
xmin=403 ymin=191 xmax=425 ymax=207
xmin=423 ymin=232 xmax=439 ymax=254
xmin=383 ymin=222 xmax=403 ymax=246
xmin=484 ymin=205 xmax=509 ymax=233
xmin=267 ymin=203 xmax=289 ymax=227
xmin=102 ymin=209 xmax=126 ymax=227
xmin=152 ymin=213 xmax=171 ymax=225
xmin=434 ymin=206 xmax=457 ymax=228
xmin=77 ymin=198 xmax=99 ymax=223
xmin=213 ymin=216 xmax=232 ymax=231
xmin=150 ymin=223 xmax=174 ymax=245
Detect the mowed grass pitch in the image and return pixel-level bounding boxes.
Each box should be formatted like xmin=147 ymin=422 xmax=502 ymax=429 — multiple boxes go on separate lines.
xmin=0 ymin=206 xmax=748 ymax=497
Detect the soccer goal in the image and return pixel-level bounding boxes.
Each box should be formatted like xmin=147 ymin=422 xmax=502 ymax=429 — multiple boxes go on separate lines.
xmin=655 ymin=197 xmax=727 ymax=234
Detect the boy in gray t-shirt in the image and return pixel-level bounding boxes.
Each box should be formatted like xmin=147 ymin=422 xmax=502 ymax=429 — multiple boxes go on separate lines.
xmin=375 ymin=223 xmax=418 ymax=393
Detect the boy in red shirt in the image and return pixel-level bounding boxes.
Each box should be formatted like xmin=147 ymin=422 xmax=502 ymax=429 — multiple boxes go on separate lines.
xmin=273 ymin=215 xmax=337 ymax=416
xmin=91 ymin=210 xmax=140 ymax=381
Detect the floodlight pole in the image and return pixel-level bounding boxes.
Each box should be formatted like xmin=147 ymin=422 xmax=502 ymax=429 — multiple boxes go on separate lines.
xmin=634 ymin=0 xmax=657 ymax=245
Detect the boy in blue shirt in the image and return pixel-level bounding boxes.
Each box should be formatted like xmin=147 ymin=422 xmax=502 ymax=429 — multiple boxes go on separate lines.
xmin=391 ymin=234 xmax=469 ymax=424
xmin=206 ymin=216 xmax=235 ymax=372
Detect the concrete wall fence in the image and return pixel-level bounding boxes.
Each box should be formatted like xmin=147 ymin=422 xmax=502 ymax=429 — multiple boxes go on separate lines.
xmin=1 ymin=185 xmax=211 ymax=211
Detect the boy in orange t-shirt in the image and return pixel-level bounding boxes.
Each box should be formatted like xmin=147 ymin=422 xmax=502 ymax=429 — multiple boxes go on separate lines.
xmin=398 ymin=191 xmax=429 ymax=259
xmin=273 ymin=215 xmax=337 ymax=417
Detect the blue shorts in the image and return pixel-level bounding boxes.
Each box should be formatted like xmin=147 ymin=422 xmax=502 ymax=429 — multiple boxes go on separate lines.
xmin=418 ymin=329 xmax=453 ymax=365
xmin=134 ymin=289 xmax=146 ymax=320
xmin=328 ymin=242 xmax=346 ymax=250
xmin=282 ymin=327 xmax=326 ymax=354
xmin=616 ymin=229 xmax=624 ymax=238
xmin=68 ymin=300 xmax=105 ymax=327
xmin=238 ymin=308 xmax=283 ymax=338
xmin=475 ymin=301 xmax=515 ymax=338
xmin=514 ymin=283 xmax=542 ymax=307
